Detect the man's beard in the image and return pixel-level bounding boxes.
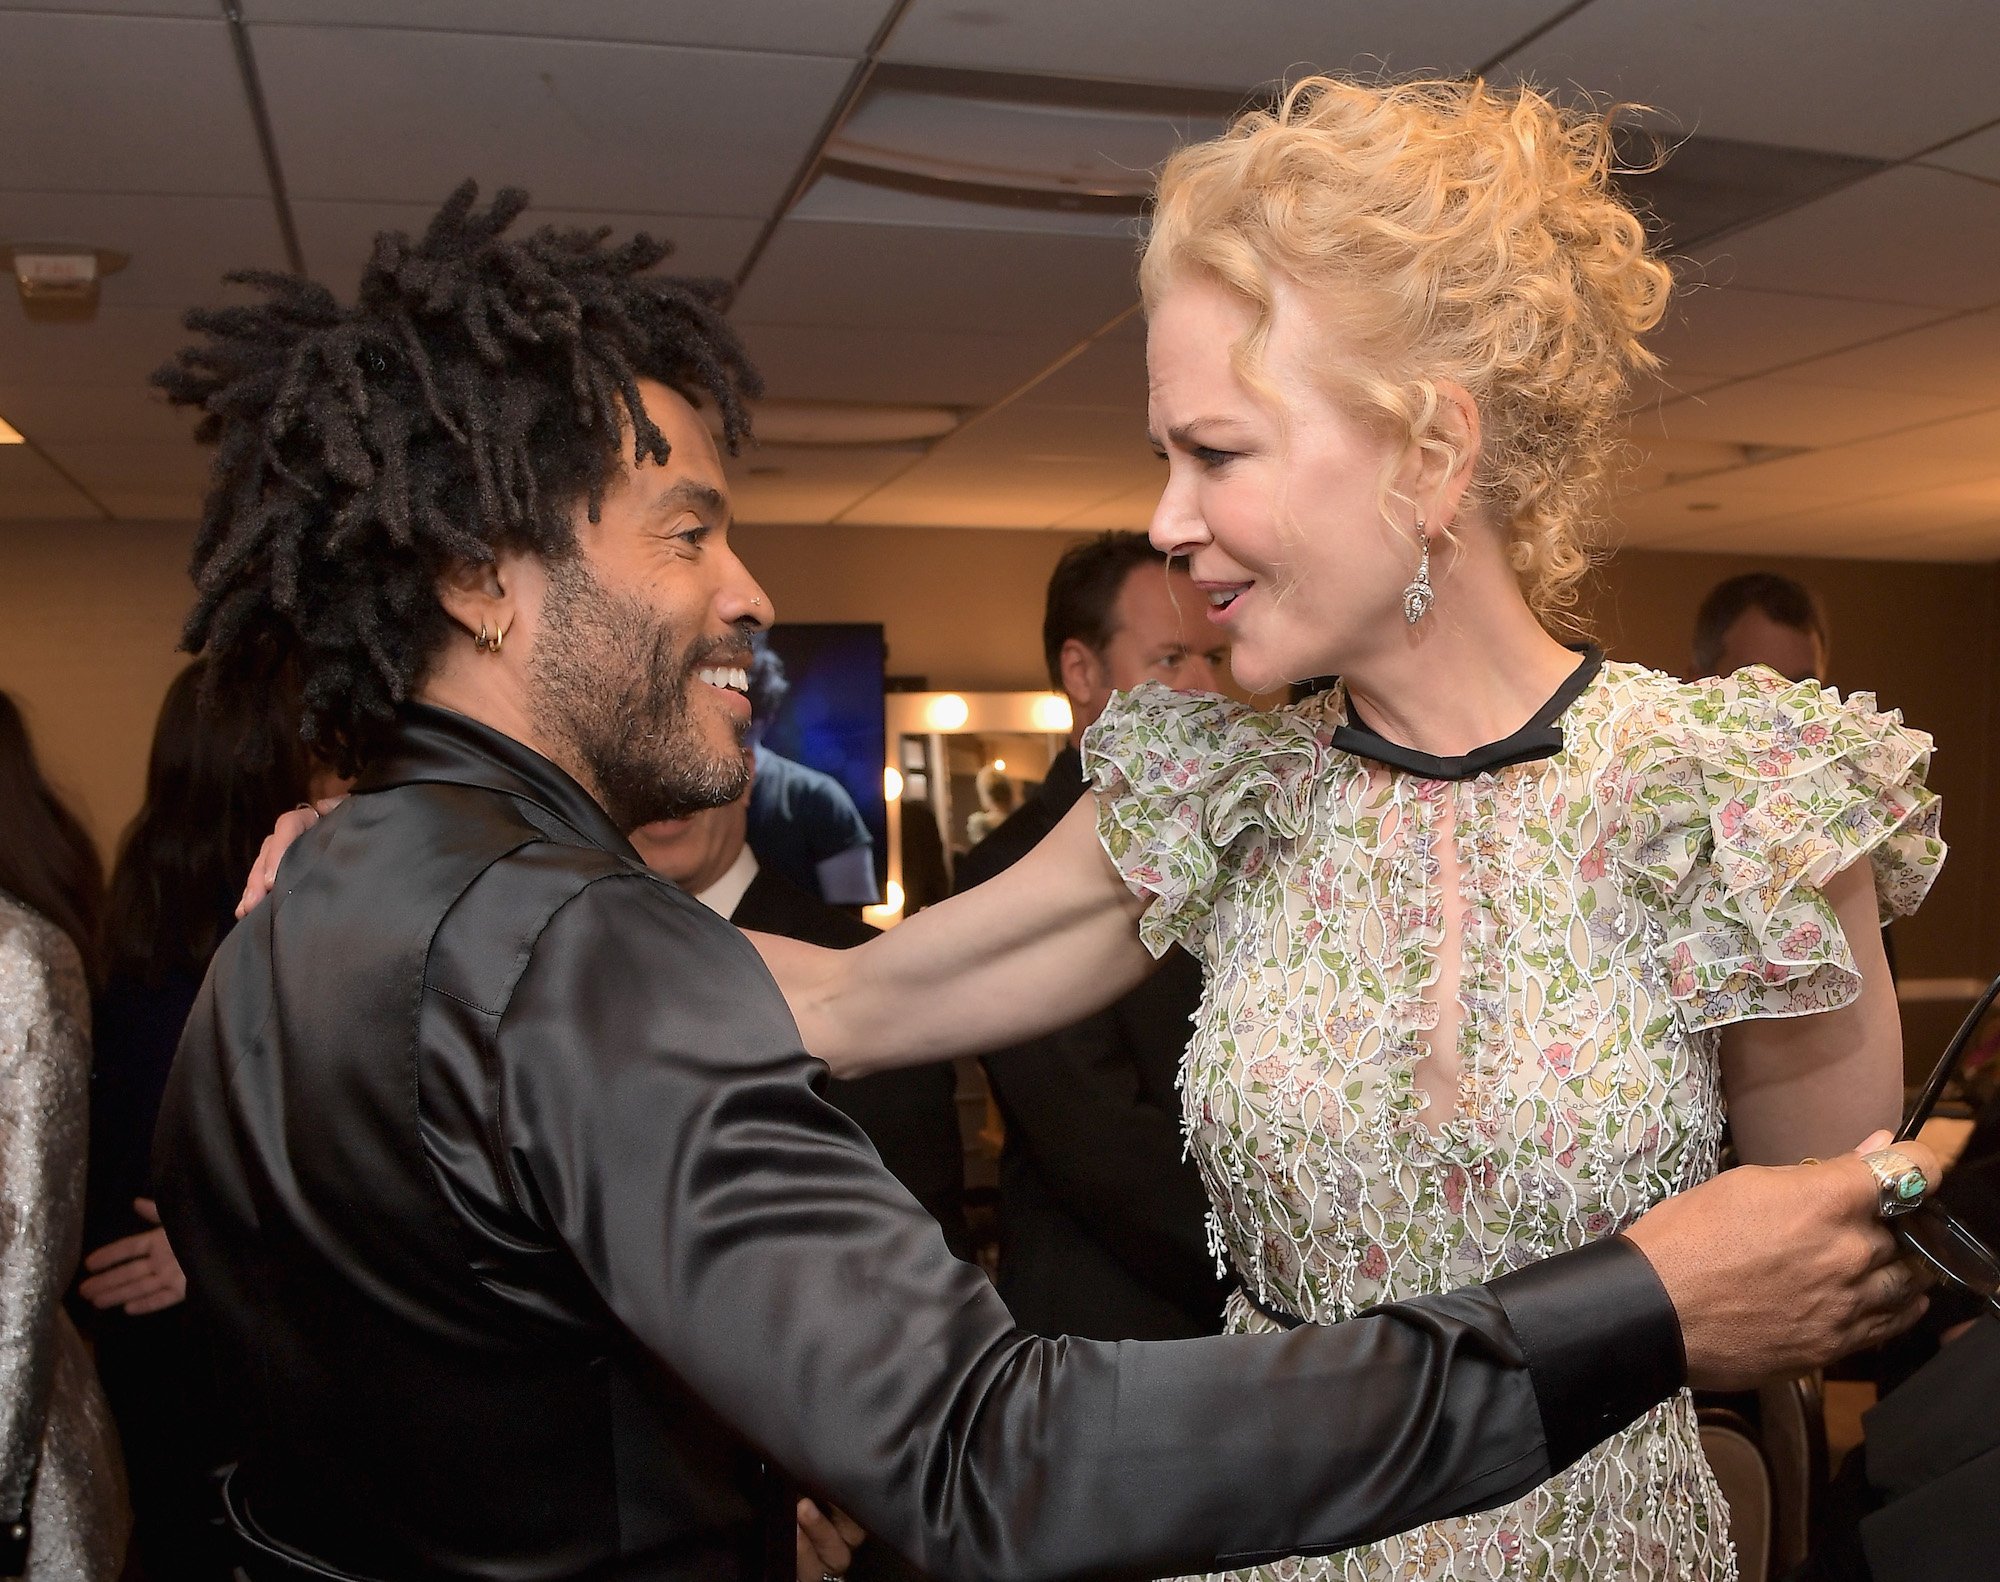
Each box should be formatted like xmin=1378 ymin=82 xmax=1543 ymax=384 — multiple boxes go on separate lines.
xmin=527 ymin=555 xmax=751 ymax=832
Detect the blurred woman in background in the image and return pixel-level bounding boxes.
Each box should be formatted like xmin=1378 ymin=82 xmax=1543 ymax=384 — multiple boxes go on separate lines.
xmin=0 ymin=690 xmax=128 ymax=1580
xmin=77 ymin=659 xmax=310 ymax=1580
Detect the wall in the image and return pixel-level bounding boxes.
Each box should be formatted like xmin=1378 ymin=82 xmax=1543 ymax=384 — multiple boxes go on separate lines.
xmin=0 ymin=518 xmax=197 ymax=857
xmin=3 ymin=514 xmax=1995 ymax=1033
xmin=731 ymin=522 xmax=1087 ymax=693
xmin=0 ymin=517 xmax=1089 ymax=859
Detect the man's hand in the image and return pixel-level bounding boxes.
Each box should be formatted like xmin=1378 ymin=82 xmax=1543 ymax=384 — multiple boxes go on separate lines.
xmin=78 ymin=1198 xmax=188 ymax=1316
xmin=1623 ymin=1130 xmax=1940 ymax=1390
xmin=237 ymin=797 xmax=345 ymax=917
xmin=795 ymin=1498 xmax=865 ymax=1582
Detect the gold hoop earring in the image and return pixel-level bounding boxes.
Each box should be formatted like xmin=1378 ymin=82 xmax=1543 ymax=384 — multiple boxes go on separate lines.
xmin=488 ymin=621 xmax=505 ymax=656
xmin=1401 ymin=521 xmax=1434 ymax=625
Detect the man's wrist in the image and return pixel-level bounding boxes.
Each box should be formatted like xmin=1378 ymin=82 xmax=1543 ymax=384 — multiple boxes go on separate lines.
xmin=1487 ymin=1234 xmax=1687 ymax=1472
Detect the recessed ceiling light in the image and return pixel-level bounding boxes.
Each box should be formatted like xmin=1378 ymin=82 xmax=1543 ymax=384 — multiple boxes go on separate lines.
xmin=0 ymin=415 xmax=25 ymax=445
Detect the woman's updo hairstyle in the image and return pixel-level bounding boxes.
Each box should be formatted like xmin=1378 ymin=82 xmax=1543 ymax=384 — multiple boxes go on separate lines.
xmin=1142 ymin=75 xmax=1672 ymax=624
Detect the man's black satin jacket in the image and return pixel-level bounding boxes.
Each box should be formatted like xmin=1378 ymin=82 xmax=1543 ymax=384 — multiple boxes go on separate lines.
xmin=155 ymin=705 xmax=1685 ymax=1582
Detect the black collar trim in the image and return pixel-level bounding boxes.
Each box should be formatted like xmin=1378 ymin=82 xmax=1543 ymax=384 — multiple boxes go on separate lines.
xmin=1329 ymin=646 xmax=1604 ymax=781
xmin=355 ymin=704 xmax=642 ymax=863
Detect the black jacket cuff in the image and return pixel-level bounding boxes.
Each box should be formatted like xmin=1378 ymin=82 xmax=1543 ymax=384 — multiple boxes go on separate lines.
xmin=1488 ymin=1234 xmax=1686 ymax=1472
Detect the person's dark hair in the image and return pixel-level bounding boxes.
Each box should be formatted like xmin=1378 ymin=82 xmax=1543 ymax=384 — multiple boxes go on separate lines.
xmin=1691 ymin=572 xmax=1828 ymax=676
xmin=101 ymin=660 xmax=311 ymax=988
xmin=0 ymin=691 xmax=104 ymax=983
xmin=1041 ymin=532 xmax=1170 ymax=688
xmin=745 ymin=636 xmax=790 ymax=730
xmin=153 ymin=181 xmax=762 ymax=775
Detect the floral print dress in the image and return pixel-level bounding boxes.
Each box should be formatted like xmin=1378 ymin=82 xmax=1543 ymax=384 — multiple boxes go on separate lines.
xmin=1085 ymin=657 xmax=1945 ymax=1582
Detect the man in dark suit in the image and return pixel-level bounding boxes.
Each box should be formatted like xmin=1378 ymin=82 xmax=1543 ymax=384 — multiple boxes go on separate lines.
xmin=632 ymin=778 xmax=970 ymax=1262
xmin=957 ymin=532 xmax=1233 ymax=1340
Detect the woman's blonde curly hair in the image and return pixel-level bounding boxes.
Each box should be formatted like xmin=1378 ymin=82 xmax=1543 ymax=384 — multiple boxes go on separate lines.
xmin=1141 ymin=75 xmax=1672 ymax=626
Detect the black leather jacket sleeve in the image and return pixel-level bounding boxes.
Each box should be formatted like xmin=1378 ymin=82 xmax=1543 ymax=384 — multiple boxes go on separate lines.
xmin=490 ymin=872 xmax=1683 ymax=1582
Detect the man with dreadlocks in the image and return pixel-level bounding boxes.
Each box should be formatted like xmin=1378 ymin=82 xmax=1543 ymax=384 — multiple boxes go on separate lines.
xmin=153 ymin=185 xmax=1901 ymax=1582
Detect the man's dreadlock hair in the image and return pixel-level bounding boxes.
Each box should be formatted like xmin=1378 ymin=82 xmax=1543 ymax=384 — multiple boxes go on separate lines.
xmin=155 ymin=180 xmax=761 ymax=774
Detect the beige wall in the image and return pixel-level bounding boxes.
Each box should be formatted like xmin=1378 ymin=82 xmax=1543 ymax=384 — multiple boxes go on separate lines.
xmin=0 ymin=518 xmax=1091 ymax=859
xmin=3 ymin=515 xmax=1993 ymax=1040
xmin=0 ymin=519 xmax=197 ymax=857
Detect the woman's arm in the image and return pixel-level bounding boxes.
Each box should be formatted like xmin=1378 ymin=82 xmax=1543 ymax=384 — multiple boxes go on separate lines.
xmin=1720 ymin=859 xmax=1903 ymax=1164
xmin=754 ymin=792 xmax=1158 ymax=1077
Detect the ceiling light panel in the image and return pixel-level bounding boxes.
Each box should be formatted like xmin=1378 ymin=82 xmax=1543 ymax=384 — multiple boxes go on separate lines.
xmin=828 ymin=85 xmax=1228 ymax=203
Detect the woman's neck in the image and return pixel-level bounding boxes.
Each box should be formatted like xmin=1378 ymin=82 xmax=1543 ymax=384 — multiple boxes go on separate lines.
xmin=1338 ymin=556 xmax=1584 ymax=759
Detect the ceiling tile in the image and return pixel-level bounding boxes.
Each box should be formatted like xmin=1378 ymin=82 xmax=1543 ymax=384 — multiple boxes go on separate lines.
xmin=255 ymin=27 xmax=852 ymax=214
xmin=1646 ymin=284 xmax=1940 ymax=379
xmin=734 ymin=220 xmax=1140 ymax=339
xmin=1927 ymin=124 xmax=2000 ymax=183
xmin=1686 ymin=166 xmax=2000 ymax=310
xmin=0 ymin=192 xmax=285 ymax=308
xmin=0 ymin=11 xmax=266 ymax=195
xmin=1054 ymin=479 xmax=1159 ymax=531
xmin=1636 ymin=379 xmax=1992 ymax=450
xmin=944 ymin=402 xmax=1156 ymax=476
xmin=735 ymin=321 xmax=1076 ymax=407
xmin=884 ymin=0 xmax=1562 ymax=91
xmin=293 ymin=200 xmax=759 ymax=290
xmin=1499 ymin=0 xmax=2000 ymax=159
xmin=728 ymin=444 xmax=917 ymax=526
xmin=1787 ymin=307 xmax=2000 ymax=399
xmin=244 ymin=0 xmax=893 ymax=53
xmin=0 ymin=444 xmax=100 ymax=520
xmin=0 ymin=303 xmax=201 ymax=390
xmin=0 ymin=2 xmax=215 ymax=18
xmin=1018 ymin=335 xmax=1148 ymax=409
xmin=0 ymin=382 xmax=198 ymax=446
xmin=839 ymin=448 xmax=1135 ymax=529
xmin=43 ymin=436 xmax=210 ymax=493
xmin=791 ymin=173 xmax=1141 ymax=239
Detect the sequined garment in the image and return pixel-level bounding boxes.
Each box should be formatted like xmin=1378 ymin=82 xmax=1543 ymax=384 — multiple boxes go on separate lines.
xmin=0 ymin=894 xmax=128 ymax=1580
xmin=1089 ymin=663 xmax=1945 ymax=1582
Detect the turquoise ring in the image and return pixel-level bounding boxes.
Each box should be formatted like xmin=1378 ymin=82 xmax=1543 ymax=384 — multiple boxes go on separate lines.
xmin=1861 ymin=1146 xmax=1931 ymax=1219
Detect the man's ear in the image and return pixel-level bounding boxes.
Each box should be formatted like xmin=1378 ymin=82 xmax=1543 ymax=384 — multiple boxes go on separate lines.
xmin=435 ymin=553 xmax=518 ymax=649
xmin=1058 ymin=637 xmax=1105 ymax=707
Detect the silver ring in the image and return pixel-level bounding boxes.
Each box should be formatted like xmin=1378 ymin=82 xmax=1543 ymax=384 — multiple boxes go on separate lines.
xmin=820 ymin=1572 xmax=844 ymax=1582
xmin=1861 ymin=1146 xmax=1931 ymax=1219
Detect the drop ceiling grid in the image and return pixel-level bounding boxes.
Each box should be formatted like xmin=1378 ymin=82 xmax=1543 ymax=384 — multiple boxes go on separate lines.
xmin=1491 ymin=0 xmax=2000 ymax=159
xmin=882 ymin=0 xmax=1569 ymax=91
xmin=0 ymin=10 xmax=268 ymax=197
xmin=251 ymin=26 xmax=855 ymax=213
xmin=238 ymin=0 xmax=898 ymax=55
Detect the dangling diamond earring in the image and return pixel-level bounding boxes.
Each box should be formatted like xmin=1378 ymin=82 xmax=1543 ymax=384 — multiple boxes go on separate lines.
xmin=1401 ymin=521 xmax=1434 ymax=625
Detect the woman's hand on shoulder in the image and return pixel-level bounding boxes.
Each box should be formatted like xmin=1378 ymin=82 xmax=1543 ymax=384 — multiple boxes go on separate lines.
xmin=237 ymin=796 xmax=346 ymax=917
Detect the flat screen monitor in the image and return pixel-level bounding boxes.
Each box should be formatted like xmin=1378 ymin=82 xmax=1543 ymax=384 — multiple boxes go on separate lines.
xmin=748 ymin=623 xmax=887 ymax=906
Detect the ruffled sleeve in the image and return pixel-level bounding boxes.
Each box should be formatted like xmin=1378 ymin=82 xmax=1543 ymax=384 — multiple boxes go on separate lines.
xmin=1620 ymin=667 xmax=1945 ymax=1032
xmin=1083 ymin=682 xmax=1320 ymax=958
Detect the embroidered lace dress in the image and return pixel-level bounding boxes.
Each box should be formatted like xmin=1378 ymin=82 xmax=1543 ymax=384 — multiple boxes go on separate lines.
xmin=1085 ymin=658 xmax=1945 ymax=1582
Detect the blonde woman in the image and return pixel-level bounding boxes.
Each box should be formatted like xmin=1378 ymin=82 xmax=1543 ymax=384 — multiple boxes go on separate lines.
xmin=769 ymin=79 xmax=1943 ymax=1582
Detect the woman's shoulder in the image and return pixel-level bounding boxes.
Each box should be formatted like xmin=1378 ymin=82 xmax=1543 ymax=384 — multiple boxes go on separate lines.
xmin=0 ymin=891 xmax=90 ymax=1027
xmin=1083 ymin=682 xmax=1329 ymax=830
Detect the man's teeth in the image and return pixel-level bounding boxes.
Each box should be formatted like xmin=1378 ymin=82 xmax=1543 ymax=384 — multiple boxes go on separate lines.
xmin=697 ymin=666 xmax=749 ymax=693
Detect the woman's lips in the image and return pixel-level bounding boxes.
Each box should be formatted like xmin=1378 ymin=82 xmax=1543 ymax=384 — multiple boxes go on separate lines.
xmin=1197 ymin=581 xmax=1251 ymax=624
